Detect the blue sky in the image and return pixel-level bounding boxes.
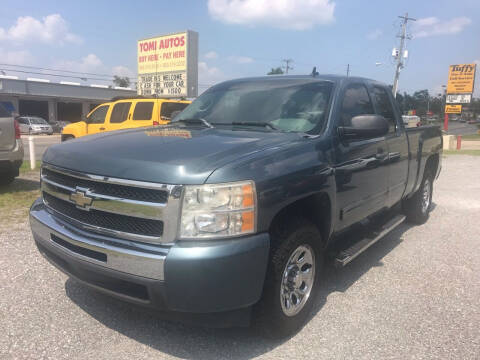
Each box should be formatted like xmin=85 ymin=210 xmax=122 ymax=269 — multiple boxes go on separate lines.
xmin=0 ymin=0 xmax=479 ymax=96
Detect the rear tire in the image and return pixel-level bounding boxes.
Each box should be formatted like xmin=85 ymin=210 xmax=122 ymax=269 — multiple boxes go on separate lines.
xmin=255 ymin=217 xmax=324 ymax=339
xmin=0 ymin=169 xmax=15 ymax=186
xmin=403 ymin=168 xmax=434 ymax=224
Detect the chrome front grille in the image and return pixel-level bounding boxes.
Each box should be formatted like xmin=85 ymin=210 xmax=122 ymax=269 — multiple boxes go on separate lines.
xmin=40 ymin=164 xmax=183 ymax=244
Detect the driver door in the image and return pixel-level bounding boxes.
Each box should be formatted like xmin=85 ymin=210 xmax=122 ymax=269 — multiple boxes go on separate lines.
xmin=333 ymin=82 xmax=389 ymax=231
xmin=86 ymin=104 xmax=110 ymax=135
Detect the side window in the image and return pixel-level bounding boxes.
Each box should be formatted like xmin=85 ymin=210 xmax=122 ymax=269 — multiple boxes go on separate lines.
xmin=110 ymin=102 xmax=131 ymax=123
xmin=88 ymin=106 xmax=109 ymax=124
xmin=160 ymin=102 xmax=189 ymax=120
xmin=372 ymin=86 xmax=396 ymax=133
xmin=340 ymin=84 xmax=374 ymax=127
xmin=132 ymin=102 xmax=154 ymax=120
xmin=17 ymin=118 xmax=27 ymax=124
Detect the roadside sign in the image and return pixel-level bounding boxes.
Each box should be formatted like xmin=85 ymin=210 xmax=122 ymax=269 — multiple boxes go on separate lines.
xmin=446 ymin=63 xmax=476 ymax=94
xmin=446 ymin=94 xmax=472 ymax=104
xmin=445 ymin=104 xmax=462 ymax=114
xmin=137 ymin=30 xmax=198 ymax=98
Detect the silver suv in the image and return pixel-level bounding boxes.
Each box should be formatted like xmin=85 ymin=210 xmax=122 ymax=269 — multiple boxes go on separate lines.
xmin=0 ymin=104 xmax=24 ymax=185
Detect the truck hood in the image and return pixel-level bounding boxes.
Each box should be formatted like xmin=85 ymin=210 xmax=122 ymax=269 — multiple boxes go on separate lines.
xmin=43 ymin=125 xmax=301 ymax=184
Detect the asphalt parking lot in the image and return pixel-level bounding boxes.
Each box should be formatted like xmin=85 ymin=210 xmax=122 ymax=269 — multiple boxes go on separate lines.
xmin=1 ymin=155 xmax=479 ymax=359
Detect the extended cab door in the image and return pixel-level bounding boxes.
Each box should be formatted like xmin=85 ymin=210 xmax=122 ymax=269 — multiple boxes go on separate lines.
xmin=333 ymin=82 xmax=389 ymax=231
xmin=86 ymin=104 xmax=110 ymax=135
xmin=369 ymin=85 xmax=409 ymax=207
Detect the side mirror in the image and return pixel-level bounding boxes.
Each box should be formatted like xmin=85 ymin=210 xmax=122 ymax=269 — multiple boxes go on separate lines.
xmin=338 ymin=115 xmax=389 ymax=140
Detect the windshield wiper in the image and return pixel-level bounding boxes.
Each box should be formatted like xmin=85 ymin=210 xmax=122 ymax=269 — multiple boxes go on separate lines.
xmin=174 ymin=118 xmax=214 ymax=128
xmin=231 ymin=122 xmax=280 ymax=131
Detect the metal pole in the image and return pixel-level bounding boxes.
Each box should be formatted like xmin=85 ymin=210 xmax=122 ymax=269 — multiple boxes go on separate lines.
xmin=392 ymin=13 xmax=416 ymax=98
xmin=28 ymin=136 xmax=36 ymax=170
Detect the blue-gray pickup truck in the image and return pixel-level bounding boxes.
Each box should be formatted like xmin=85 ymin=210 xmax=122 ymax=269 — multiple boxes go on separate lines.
xmin=30 ymin=75 xmax=442 ymax=337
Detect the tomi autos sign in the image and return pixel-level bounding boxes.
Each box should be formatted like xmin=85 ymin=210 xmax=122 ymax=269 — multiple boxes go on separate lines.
xmin=137 ymin=30 xmax=198 ymax=98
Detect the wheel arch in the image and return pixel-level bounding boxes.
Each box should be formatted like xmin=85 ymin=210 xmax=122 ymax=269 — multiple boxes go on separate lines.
xmin=268 ymin=192 xmax=332 ymax=248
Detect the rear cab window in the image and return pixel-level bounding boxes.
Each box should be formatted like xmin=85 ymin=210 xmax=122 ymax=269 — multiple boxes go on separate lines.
xmin=132 ymin=101 xmax=154 ymax=120
xmin=110 ymin=102 xmax=132 ymax=123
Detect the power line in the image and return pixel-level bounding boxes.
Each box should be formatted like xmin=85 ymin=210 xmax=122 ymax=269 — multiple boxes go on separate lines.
xmin=0 ymin=63 xmax=137 ymax=81
xmin=392 ymin=12 xmax=416 ymax=98
xmin=0 ymin=68 xmax=116 ymax=82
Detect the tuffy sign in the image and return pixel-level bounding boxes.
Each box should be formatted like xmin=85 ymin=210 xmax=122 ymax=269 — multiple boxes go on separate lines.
xmin=446 ymin=63 xmax=476 ymax=94
xmin=137 ymin=30 xmax=198 ymax=98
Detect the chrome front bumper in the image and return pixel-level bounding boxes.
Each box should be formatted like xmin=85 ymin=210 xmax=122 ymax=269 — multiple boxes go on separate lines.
xmin=30 ymin=199 xmax=167 ymax=280
xmin=30 ymin=197 xmax=270 ymax=314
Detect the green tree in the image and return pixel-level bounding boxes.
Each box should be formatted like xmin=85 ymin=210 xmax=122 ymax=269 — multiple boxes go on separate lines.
xmin=113 ymin=75 xmax=131 ymax=88
xmin=267 ymin=67 xmax=284 ymax=75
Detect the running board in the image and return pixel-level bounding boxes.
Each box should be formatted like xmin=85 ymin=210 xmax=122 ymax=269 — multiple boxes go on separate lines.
xmin=334 ymin=214 xmax=406 ymax=267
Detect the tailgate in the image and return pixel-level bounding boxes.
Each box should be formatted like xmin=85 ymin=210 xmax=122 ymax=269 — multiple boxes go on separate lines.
xmin=0 ymin=104 xmax=15 ymax=151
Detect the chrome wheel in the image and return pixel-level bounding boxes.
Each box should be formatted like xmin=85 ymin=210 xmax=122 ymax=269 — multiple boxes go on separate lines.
xmin=421 ymin=179 xmax=431 ymax=213
xmin=280 ymin=244 xmax=315 ymax=317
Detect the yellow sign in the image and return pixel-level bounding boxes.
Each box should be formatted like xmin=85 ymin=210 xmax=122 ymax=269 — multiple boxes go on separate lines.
xmin=446 ymin=63 xmax=476 ymax=94
xmin=445 ymin=104 xmax=462 ymax=114
xmin=137 ymin=30 xmax=198 ymax=97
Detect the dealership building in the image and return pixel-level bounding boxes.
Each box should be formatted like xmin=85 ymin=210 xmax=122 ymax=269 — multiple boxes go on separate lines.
xmin=0 ymin=76 xmax=136 ymax=122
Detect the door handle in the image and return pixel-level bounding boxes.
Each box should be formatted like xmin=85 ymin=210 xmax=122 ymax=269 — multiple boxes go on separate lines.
xmin=99 ymin=127 xmax=105 ymax=130
xmin=375 ymin=148 xmax=388 ymax=160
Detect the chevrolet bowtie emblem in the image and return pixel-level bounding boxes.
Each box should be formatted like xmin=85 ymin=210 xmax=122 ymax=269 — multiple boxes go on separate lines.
xmin=70 ymin=189 xmax=93 ymax=209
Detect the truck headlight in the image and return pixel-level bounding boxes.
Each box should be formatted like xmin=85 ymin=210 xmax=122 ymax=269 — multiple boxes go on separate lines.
xmin=179 ymin=181 xmax=256 ymax=239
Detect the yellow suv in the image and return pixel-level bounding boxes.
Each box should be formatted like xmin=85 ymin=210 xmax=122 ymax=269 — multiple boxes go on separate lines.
xmin=61 ymin=98 xmax=191 ymax=141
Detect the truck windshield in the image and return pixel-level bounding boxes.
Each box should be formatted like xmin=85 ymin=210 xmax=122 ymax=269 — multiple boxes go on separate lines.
xmin=175 ymin=79 xmax=333 ymax=133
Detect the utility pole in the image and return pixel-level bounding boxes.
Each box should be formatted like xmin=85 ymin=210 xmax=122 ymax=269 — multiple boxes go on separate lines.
xmin=392 ymin=13 xmax=416 ymax=98
xmin=346 ymin=64 xmax=350 ymax=77
xmin=281 ymin=59 xmax=294 ymax=74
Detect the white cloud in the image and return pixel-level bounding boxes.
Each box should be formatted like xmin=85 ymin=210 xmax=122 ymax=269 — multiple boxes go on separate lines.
xmin=0 ymin=14 xmax=82 ymax=45
xmin=413 ymin=16 xmax=471 ymax=38
xmin=367 ymin=29 xmax=382 ymax=40
xmin=208 ymin=0 xmax=335 ymax=30
xmin=228 ymin=55 xmax=254 ymax=64
xmin=54 ymin=53 xmax=103 ymax=74
xmin=112 ymin=65 xmax=135 ymax=78
xmin=0 ymin=48 xmax=32 ymax=65
xmin=199 ymin=61 xmax=226 ymax=86
xmin=204 ymin=51 xmax=218 ymax=59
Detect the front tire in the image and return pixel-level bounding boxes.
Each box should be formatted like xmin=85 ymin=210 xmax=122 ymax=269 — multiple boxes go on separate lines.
xmin=61 ymin=135 xmax=74 ymax=142
xmin=403 ymin=168 xmax=434 ymax=224
xmin=256 ymin=217 xmax=324 ymax=338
